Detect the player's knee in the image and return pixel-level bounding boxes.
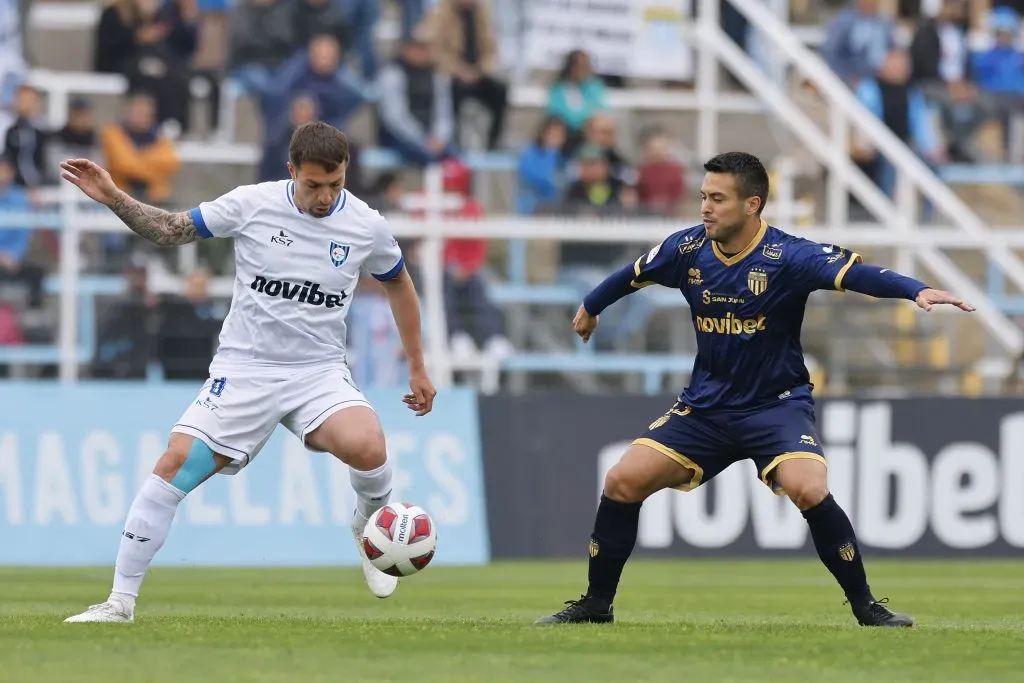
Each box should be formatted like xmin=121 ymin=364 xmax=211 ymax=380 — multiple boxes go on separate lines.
xmin=786 ymin=478 xmax=829 ymax=510
xmin=349 ymin=435 xmax=387 ymax=470
xmin=153 ymin=436 xmax=192 ymax=483
xmin=310 ymin=408 xmax=387 ymax=469
xmin=153 ymin=435 xmax=226 ymax=493
xmin=329 ymin=426 xmax=387 ymax=470
xmin=603 ymin=464 xmax=650 ymax=503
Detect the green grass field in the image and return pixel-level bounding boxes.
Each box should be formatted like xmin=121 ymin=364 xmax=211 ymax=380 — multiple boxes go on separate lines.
xmin=1 ymin=560 xmax=1022 ymax=682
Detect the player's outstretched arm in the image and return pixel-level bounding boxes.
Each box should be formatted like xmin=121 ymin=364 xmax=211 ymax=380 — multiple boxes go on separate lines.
xmin=575 ymin=261 xmax=643 ymax=342
xmin=840 ymin=262 xmax=975 ymax=312
xmin=60 ymin=158 xmax=198 ymax=247
xmin=380 ymin=268 xmax=437 ymax=416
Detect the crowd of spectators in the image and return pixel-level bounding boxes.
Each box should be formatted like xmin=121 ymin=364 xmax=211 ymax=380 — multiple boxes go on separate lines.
xmin=1 ymin=0 xmax=1023 ymax=377
xmin=821 ymin=0 xmax=1024 ymax=193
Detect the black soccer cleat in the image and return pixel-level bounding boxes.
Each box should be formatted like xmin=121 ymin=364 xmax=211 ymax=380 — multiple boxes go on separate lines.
xmin=850 ymin=596 xmax=914 ymax=627
xmin=534 ymin=595 xmax=614 ymax=625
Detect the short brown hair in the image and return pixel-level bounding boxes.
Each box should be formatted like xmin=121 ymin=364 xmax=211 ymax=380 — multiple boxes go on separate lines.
xmin=289 ymin=121 xmax=350 ymax=172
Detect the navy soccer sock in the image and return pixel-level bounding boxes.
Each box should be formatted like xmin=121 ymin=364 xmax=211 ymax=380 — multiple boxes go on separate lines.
xmin=587 ymin=495 xmax=642 ymax=604
xmin=801 ymin=493 xmax=871 ymax=603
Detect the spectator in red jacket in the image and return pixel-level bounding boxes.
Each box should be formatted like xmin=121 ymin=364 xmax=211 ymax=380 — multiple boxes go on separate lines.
xmin=414 ymin=159 xmax=513 ymax=360
xmin=635 ymin=127 xmax=686 ymax=217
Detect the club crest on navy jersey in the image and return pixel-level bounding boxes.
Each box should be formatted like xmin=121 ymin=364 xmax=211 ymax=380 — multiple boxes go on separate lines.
xmin=330 ymin=241 xmax=351 ymax=268
xmin=747 ymin=268 xmax=768 ymax=296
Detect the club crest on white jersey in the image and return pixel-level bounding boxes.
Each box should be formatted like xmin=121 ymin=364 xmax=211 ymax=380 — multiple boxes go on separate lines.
xmin=330 ymin=241 xmax=351 ymax=268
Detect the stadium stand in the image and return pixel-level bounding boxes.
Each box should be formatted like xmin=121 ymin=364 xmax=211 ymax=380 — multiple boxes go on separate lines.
xmin=1 ymin=0 xmax=1023 ymax=398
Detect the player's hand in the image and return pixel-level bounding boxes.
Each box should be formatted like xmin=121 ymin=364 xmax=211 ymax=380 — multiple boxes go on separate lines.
xmin=403 ymin=367 xmax=436 ymax=416
xmin=60 ymin=158 xmax=120 ymax=206
xmin=573 ymin=304 xmax=599 ymax=343
xmin=915 ymin=288 xmax=976 ymax=312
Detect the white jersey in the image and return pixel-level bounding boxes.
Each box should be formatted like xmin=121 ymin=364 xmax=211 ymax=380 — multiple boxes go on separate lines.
xmin=189 ymin=180 xmax=404 ymax=375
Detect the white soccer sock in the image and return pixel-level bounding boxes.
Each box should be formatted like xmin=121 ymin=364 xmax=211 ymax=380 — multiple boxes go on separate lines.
xmin=110 ymin=474 xmax=186 ymax=604
xmin=349 ymin=461 xmax=393 ymax=529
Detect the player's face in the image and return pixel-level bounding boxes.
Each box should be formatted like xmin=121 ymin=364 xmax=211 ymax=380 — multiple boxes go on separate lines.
xmin=289 ymin=161 xmax=347 ymax=218
xmin=700 ymin=172 xmax=758 ymax=242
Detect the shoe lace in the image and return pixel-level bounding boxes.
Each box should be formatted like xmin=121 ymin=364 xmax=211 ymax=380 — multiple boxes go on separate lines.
xmin=842 ymin=596 xmax=894 ymax=616
xmin=868 ymin=597 xmax=894 ymax=617
xmin=555 ymin=595 xmax=596 ymax=619
xmin=86 ymin=602 xmax=114 ymax=611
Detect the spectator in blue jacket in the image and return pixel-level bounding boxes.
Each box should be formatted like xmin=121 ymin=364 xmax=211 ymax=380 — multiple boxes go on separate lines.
xmin=0 ymin=158 xmax=43 ymax=309
xmin=259 ymin=94 xmax=318 ymax=182
xmin=971 ymin=8 xmax=1024 ymax=96
xmin=261 ymin=34 xmax=372 ymax=133
xmin=516 ymin=116 xmax=566 ymax=215
xmin=820 ymin=0 xmax=896 ymax=86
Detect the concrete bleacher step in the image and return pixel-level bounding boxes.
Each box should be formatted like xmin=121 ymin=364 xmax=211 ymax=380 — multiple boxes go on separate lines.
xmin=800 ymin=286 xmax=984 ymax=392
xmin=26 ymin=3 xmax=97 ymax=72
xmin=953 ymin=184 xmax=1024 ymax=225
xmin=840 ymin=366 xmax=968 ymax=395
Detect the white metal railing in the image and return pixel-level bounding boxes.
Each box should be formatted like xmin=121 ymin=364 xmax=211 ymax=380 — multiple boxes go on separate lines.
xmin=696 ymin=0 xmax=1024 ymax=357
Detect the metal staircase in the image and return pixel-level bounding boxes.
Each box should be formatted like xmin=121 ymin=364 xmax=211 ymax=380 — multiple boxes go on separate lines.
xmin=696 ymin=0 xmax=1024 ymax=391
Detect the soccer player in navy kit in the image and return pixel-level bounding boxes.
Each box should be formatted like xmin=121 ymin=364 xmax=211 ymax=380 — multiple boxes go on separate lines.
xmin=536 ymin=152 xmax=975 ymax=628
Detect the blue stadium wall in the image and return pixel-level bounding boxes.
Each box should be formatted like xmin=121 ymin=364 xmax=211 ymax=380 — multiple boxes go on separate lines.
xmin=1 ymin=384 xmax=1023 ymax=564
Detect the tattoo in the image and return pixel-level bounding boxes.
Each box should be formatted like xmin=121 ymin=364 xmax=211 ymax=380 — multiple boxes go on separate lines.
xmin=107 ymin=191 xmax=198 ymax=246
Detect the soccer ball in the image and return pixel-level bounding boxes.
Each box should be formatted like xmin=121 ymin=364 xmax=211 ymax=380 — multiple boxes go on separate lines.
xmin=361 ymin=502 xmax=437 ymax=577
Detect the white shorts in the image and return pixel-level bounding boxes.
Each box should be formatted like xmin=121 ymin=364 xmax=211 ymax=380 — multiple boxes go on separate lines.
xmin=172 ymin=365 xmax=372 ymax=475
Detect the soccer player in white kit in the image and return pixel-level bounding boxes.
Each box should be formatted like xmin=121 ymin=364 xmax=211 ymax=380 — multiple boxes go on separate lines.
xmin=60 ymin=122 xmax=437 ymax=623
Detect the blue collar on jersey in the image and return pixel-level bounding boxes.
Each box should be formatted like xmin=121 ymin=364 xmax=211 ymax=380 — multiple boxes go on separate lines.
xmin=286 ymin=180 xmax=347 ymax=217
xmin=712 ymin=218 xmax=768 ymax=266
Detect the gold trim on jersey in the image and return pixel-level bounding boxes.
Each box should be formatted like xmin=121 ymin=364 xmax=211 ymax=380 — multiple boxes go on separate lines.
xmin=712 ymin=219 xmax=768 ymax=266
xmin=833 ymin=252 xmax=863 ymax=291
xmin=759 ymin=451 xmax=828 ymax=496
xmin=630 ymin=255 xmax=657 ymax=288
xmin=632 ymin=437 xmax=703 ymax=491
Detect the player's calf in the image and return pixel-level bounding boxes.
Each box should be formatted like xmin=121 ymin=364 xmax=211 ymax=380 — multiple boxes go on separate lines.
xmin=772 ymin=458 xmax=913 ymax=627
xmin=65 ymin=435 xmax=230 ymax=623
xmin=536 ymin=443 xmax=694 ymax=625
xmin=306 ymin=406 xmax=392 ymax=521
xmin=118 ymin=437 xmax=228 ymax=601
xmin=306 ymin=406 xmax=398 ymax=598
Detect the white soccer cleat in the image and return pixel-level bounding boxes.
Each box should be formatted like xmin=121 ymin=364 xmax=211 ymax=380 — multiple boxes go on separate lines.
xmin=352 ymin=514 xmax=399 ymax=599
xmin=63 ymin=598 xmax=134 ymax=623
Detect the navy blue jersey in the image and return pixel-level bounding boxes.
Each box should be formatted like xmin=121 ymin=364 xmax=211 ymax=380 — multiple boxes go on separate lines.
xmin=632 ymin=220 xmax=861 ymax=410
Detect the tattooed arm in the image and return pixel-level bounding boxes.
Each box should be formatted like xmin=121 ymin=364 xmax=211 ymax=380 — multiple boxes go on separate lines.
xmin=107 ymin=190 xmax=198 ymax=247
xmin=60 ymin=158 xmax=200 ymax=247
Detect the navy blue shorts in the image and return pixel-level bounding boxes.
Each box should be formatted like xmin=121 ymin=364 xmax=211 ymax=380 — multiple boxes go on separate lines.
xmin=633 ymin=398 xmax=826 ymax=496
